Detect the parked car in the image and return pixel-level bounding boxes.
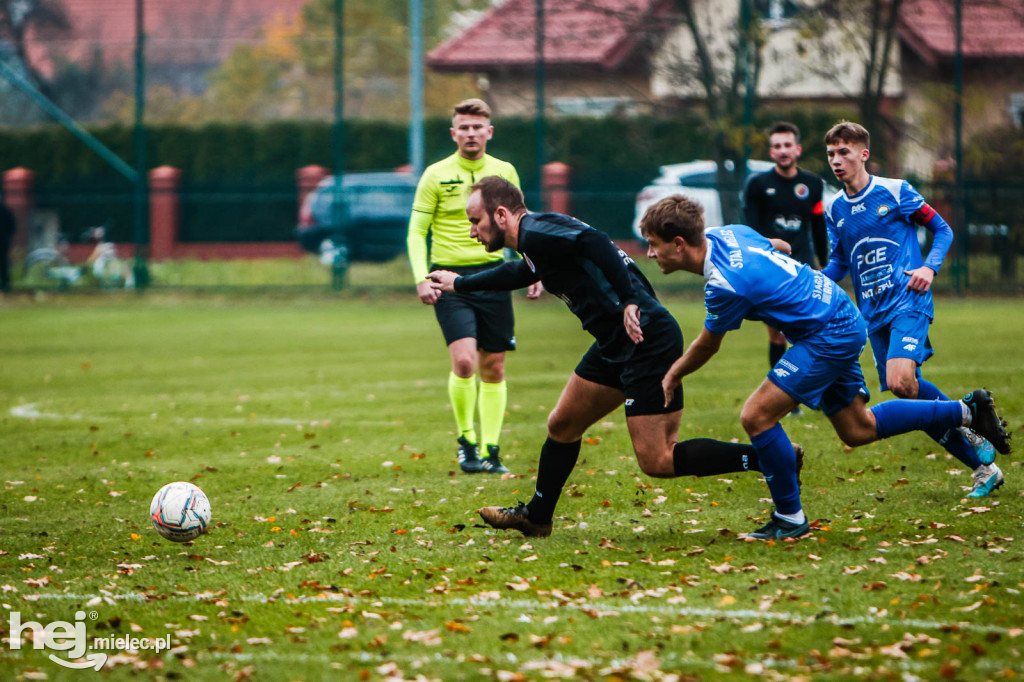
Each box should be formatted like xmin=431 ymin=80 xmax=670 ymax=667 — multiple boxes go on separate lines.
xmin=297 ymin=171 xmax=417 ymax=263
xmin=631 ymin=159 xmax=775 ymax=239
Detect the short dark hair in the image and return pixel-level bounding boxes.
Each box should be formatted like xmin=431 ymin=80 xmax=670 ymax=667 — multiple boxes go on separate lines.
xmin=768 ymin=121 xmax=800 ymax=142
xmin=639 ymin=194 xmax=705 ymax=245
xmin=470 ymin=176 xmax=526 ymax=217
xmin=825 ymin=121 xmax=870 ymax=148
xmin=453 ymin=98 xmax=492 ymax=119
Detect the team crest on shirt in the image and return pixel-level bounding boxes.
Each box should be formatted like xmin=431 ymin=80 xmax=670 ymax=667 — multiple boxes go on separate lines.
xmin=794 ymin=183 xmax=809 ymax=199
xmin=877 ymin=205 xmax=891 ymax=217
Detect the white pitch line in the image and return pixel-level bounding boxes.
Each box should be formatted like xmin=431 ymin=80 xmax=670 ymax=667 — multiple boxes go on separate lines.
xmin=10 ymin=403 xmax=84 ymax=420
xmin=8 ymin=402 xmax=372 ymax=427
xmin=25 ymin=592 xmax=1011 ymax=636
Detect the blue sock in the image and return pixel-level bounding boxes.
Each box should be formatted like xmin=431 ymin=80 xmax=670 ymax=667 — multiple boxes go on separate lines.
xmin=917 ymin=379 xmax=981 ymax=468
xmin=750 ymin=423 xmax=801 ymax=516
xmin=871 ymin=398 xmax=963 ymax=440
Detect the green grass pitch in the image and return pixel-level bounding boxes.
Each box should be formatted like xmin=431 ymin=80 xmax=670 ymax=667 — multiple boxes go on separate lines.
xmin=1 ymin=293 xmax=1021 ymax=680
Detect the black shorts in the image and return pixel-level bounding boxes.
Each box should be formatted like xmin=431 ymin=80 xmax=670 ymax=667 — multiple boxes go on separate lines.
xmin=573 ymin=310 xmax=684 ymax=416
xmin=433 ymin=262 xmax=516 ymax=353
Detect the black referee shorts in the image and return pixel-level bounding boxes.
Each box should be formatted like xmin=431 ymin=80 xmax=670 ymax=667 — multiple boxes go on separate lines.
xmin=573 ymin=309 xmax=684 ymax=416
xmin=432 ymin=262 xmax=516 ymax=353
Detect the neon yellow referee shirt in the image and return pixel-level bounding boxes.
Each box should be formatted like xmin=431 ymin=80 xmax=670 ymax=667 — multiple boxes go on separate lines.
xmin=406 ymin=152 xmax=520 ymax=282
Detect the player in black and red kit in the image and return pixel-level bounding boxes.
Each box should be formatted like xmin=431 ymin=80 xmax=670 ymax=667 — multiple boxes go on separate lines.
xmin=743 ymin=121 xmax=828 ymax=416
xmin=428 ymin=176 xmax=794 ymax=538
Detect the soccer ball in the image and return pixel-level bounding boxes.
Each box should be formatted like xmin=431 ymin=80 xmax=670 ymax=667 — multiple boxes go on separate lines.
xmin=149 ymin=481 xmax=211 ymax=542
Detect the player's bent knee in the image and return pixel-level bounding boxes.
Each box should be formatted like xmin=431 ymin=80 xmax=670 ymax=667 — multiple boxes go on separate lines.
xmin=546 ymin=411 xmax=580 ymax=443
xmin=451 ymin=358 xmax=476 ymax=377
xmin=740 ymin=411 xmax=770 ymax=437
xmin=634 ymin=449 xmax=674 ymax=478
xmin=836 ymin=426 xmax=874 ymax=448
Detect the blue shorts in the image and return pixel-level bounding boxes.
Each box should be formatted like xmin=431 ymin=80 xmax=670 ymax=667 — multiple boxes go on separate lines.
xmin=768 ymin=302 xmax=870 ymax=416
xmin=867 ymin=312 xmax=934 ymax=392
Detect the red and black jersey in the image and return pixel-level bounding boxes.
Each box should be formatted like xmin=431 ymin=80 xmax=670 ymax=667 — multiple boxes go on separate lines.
xmin=743 ymin=168 xmax=827 ymax=267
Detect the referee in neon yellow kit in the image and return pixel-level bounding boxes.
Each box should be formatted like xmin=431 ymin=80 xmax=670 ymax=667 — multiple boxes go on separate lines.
xmin=407 ymin=98 xmax=541 ymax=474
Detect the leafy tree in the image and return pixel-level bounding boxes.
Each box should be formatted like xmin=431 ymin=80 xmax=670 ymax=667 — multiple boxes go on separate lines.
xmin=657 ymin=0 xmax=766 ymax=222
xmin=0 ymin=0 xmax=69 ymax=98
xmin=121 ymin=0 xmax=494 ymax=125
xmin=786 ymin=0 xmax=904 ymax=166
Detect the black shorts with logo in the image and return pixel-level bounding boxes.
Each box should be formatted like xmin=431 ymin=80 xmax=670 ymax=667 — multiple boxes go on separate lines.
xmin=433 ymin=262 xmax=516 ymax=353
xmin=573 ymin=309 xmax=684 ymax=416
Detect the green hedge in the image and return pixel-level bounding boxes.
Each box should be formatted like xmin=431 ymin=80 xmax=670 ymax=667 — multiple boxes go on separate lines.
xmin=0 ymin=108 xmax=853 ymax=243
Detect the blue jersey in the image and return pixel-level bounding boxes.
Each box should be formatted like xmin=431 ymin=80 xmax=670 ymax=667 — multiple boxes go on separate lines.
xmin=703 ymin=225 xmax=851 ymax=342
xmin=822 ymin=176 xmax=951 ymax=332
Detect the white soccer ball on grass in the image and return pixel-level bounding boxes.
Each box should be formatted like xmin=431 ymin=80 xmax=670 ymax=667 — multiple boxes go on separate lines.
xmin=149 ymin=481 xmax=212 ymax=542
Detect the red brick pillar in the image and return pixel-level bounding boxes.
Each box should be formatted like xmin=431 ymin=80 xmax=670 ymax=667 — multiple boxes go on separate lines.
xmin=3 ymin=167 xmax=35 ymax=251
xmin=148 ymin=166 xmax=182 ymax=261
xmin=542 ymin=162 xmax=571 ymax=215
xmin=297 ymin=165 xmax=329 ymax=224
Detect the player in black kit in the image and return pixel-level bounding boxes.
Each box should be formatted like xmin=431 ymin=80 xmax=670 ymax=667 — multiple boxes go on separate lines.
xmin=429 ymin=176 xmax=797 ymax=538
xmin=743 ymin=121 xmax=828 ymax=416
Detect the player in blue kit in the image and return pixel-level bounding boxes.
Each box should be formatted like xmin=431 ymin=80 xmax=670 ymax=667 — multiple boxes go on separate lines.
xmin=639 ymin=194 xmax=1011 ymax=540
xmin=821 ymin=121 xmax=1007 ymax=498
xmin=428 ymin=176 xmax=784 ymax=538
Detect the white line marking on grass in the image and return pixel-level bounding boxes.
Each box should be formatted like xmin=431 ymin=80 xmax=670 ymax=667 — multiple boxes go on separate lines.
xmin=11 ymin=403 xmax=83 ymax=420
xmin=9 ymin=403 xmax=392 ymax=427
xmin=28 ymin=592 xmax=1011 ymax=636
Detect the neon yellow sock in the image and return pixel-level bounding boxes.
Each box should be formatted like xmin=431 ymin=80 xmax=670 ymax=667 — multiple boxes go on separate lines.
xmin=448 ymin=372 xmax=477 ymax=442
xmin=478 ymin=379 xmax=507 ymax=449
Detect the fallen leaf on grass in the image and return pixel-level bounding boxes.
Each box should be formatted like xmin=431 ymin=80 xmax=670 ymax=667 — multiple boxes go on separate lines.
xmin=402 ymin=629 xmax=442 ymax=645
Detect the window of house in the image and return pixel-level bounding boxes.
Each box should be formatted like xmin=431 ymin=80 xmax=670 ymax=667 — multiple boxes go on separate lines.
xmin=551 ymin=96 xmax=635 ymax=117
xmin=755 ymin=0 xmax=801 ymax=28
xmin=1010 ymin=92 xmax=1024 ymax=128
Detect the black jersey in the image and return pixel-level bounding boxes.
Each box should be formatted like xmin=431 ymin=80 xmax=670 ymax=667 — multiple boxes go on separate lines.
xmin=742 ymin=167 xmax=827 ymax=266
xmin=453 ymin=212 xmax=667 ymax=361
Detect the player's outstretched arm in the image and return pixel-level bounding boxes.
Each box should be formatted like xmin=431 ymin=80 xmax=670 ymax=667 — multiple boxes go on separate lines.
xmin=431 ymin=260 xmax=538 ymax=294
xmin=661 ymin=328 xmax=724 ymax=407
xmin=427 ymin=270 xmax=459 ymax=293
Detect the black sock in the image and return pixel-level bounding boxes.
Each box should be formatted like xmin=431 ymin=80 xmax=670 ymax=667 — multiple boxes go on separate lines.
xmin=526 ymin=437 xmax=581 ymax=523
xmin=672 ymin=438 xmax=761 ymax=476
xmin=769 ymin=341 xmax=787 ymax=369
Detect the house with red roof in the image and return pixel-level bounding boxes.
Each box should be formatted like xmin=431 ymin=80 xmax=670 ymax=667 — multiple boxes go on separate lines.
xmin=429 ymin=0 xmax=1024 ymax=177
xmin=428 ymin=0 xmax=676 ymax=117
xmin=898 ymin=0 xmax=1024 ymax=176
